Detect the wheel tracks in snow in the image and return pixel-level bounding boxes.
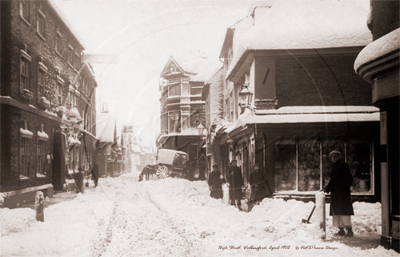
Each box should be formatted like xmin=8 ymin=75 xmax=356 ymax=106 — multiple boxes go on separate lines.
xmin=141 ymin=181 xmax=206 ymax=257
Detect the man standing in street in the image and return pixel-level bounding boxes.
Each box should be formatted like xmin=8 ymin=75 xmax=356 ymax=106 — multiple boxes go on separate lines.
xmin=248 ymin=164 xmax=267 ymax=211
xmin=324 ymin=150 xmax=354 ymax=237
xmin=227 ymin=160 xmax=244 ymax=210
xmin=208 ymin=164 xmax=225 ymax=199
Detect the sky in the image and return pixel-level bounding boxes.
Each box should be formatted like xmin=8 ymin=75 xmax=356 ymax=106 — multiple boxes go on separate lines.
xmin=53 ymin=0 xmax=277 ymax=147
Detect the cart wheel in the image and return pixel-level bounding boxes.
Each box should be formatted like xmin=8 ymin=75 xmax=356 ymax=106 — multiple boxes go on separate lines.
xmin=156 ymin=166 xmax=169 ymax=179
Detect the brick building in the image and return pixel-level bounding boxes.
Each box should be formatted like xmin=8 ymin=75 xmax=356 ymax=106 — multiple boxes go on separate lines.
xmin=354 ymin=0 xmax=400 ymax=251
xmin=1 ymin=0 xmax=97 ymax=207
xmin=206 ymin=1 xmax=381 ymax=201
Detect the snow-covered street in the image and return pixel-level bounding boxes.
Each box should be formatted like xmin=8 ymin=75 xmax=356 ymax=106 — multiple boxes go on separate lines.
xmin=1 ymin=172 xmax=399 ymax=257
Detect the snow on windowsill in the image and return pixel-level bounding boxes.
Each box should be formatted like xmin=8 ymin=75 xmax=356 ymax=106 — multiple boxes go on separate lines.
xmin=36 ymin=174 xmax=46 ymax=178
xmin=38 ymin=131 xmax=49 ymax=140
xmin=19 ymin=175 xmax=29 ymax=180
xmin=20 ymin=128 xmax=33 ymax=138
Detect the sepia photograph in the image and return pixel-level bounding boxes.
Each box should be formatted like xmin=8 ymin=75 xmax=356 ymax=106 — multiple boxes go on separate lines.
xmin=0 ymin=0 xmax=399 ymax=256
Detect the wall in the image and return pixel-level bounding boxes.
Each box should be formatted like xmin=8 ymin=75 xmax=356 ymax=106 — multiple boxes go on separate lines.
xmin=1 ymin=104 xmax=58 ymax=192
xmin=275 ymin=54 xmax=372 ymax=107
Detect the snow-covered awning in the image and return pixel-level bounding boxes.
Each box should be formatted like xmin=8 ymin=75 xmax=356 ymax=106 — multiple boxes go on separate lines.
xmin=226 ymin=106 xmax=380 ymax=134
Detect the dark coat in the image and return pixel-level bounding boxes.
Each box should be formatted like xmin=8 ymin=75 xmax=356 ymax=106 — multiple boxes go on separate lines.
xmin=208 ymin=170 xmax=225 ymax=199
xmin=227 ymin=165 xmax=244 ymax=200
xmin=324 ymin=159 xmax=354 ymax=216
xmin=249 ymin=171 xmax=268 ymax=201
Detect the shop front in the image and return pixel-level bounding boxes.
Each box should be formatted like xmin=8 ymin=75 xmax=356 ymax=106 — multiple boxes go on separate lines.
xmin=226 ymin=108 xmax=380 ymax=202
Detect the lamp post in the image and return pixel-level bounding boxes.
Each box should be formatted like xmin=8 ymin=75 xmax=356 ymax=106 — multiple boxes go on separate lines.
xmin=239 ymin=83 xmax=253 ymax=113
xmin=197 ymin=123 xmax=206 ymax=139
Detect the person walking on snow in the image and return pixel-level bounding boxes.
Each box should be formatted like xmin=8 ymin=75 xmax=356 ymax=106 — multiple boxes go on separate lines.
xmin=324 ymin=150 xmax=354 ymax=237
xmin=208 ymin=164 xmax=225 ymax=199
xmin=227 ymin=160 xmax=244 ymax=210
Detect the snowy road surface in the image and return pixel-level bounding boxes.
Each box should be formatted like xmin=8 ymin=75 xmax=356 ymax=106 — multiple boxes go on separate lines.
xmin=1 ymin=172 xmax=399 ymax=257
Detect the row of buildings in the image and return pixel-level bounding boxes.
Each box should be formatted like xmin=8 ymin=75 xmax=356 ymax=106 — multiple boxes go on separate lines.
xmin=0 ymin=0 xmax=137 ymax=208
xmin=156 ymin=0 xmax=399 ymax=252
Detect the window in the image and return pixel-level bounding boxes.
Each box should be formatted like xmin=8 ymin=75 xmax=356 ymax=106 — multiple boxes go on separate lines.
xmin=38 ymin=70 xmax=45 ymax=97
xmin=20 ymin=58 xmax=30 ymax=91
xmin=57 ymin=82 xmax=63 ymax=105
xmin=37 ymin=140 xmax=45 ymax=176
xmin=36 ymin=4 xmax=45 ymax=38
xmin=20 ymin=0 xmax=30 ymax=23
xmin=67 ymin=47 xmax=73 ymax=65
xmin=38 ymin=60 xmax=47 ymax=98
xmin=168 ymin=84 xmax=181 ymax=97
xmin=55 ymin=36 xmax=61 ymax=55
xmin=274 ymin=139 xmax=374 ymax=195
xmin=20 ymin=122 xmax=33 ymax=179
xmin=168 ymin=111 xmax=181 ymax=133
xmin=20 ymin=49 xmax=32 ymax=92
xmin=20 ymin=137 xmax=29 ymax=178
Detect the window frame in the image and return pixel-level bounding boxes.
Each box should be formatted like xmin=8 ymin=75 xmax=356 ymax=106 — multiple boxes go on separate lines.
xmin=56 ymin=76 xmax=64 ymax=105
xmin=37 ymin=139 xmax=45 ymax=177
xmin=37 ymin=60 xmax=47 ymax=98
xmin=19 ymin=0 xmax=30 ymax=25
xmin=20 ymin=49 xmax=32 ymax=93
xmin=36 ymin=4 xmax=46 ymax=39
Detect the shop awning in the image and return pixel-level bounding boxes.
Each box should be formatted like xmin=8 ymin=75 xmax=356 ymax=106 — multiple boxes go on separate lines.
xmin=226 ymin=106 xmax=380 ymax=134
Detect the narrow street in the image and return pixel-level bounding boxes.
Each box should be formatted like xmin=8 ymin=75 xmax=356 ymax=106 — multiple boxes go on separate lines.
xmin=1 ymin=172 xmax=398 ymax=257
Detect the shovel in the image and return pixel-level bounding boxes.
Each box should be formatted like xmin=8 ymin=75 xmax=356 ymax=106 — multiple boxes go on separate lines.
xmin=302 ymin=205 xmax=316 ymax=224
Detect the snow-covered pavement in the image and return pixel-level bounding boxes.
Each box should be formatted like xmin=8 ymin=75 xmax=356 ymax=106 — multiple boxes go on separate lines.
xmin=1 ymin=172 xmax=399 ymax=257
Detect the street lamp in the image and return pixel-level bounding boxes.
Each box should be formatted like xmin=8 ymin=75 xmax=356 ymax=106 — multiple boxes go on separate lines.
xmin=239 ymin=83 xmax=253 ymax=112
xmin=197 ymin=123 xmax=206 ymax=139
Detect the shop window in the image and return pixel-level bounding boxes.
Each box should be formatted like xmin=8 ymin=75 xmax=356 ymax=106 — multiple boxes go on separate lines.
xmin=274 ymin=139 xmax=373 ymax=194
xmin=274 ymin=143 xmax=296 ymax=191
xmin=298 ymin=141 xmax=321 ymax=191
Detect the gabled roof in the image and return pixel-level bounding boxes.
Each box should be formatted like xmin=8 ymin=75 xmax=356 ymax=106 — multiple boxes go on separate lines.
xmin=160 ymin=56 xmax=187 ymax=77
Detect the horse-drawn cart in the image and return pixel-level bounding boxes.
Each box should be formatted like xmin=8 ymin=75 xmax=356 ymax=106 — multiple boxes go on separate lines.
xmin=155 ymin=149 xmax=188 ymax=179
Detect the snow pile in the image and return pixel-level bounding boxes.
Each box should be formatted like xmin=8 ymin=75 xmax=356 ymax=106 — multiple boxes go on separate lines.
xmin=1 ymin=173 xmax=399 ymax=257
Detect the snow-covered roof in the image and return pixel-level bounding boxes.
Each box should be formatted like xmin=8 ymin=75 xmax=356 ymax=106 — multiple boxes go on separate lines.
xmin=354 ymin=28 xmax=400 ymax=71
xmin=96 ymin=112 xmax=116 ymax=143
xmin=226 ymin=106 xmax=379 ymax=133
xmin=47 ymin=0 xmax=87 ymax=49
xmin=228 ymin=0 xmax=372 ymax=77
